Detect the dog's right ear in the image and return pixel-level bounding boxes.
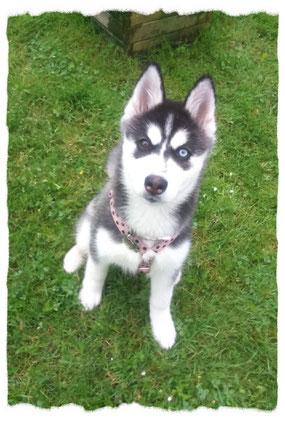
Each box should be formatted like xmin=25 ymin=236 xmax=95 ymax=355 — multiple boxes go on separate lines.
xmin=122 ymin=63 xmax=165 ymax=121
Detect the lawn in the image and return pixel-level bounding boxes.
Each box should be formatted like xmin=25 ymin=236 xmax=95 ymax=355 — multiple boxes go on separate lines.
xmin=7 ymin=11 xmax=278 ymax=410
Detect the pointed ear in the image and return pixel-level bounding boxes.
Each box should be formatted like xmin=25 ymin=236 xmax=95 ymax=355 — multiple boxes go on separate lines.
xmin=122 ymin=63 xmax=165 ymax=121
xmin=185 ymin=76 xmax=217 ymax=140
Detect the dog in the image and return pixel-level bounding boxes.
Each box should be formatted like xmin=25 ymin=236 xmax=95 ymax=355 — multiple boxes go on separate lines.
xmin=63 ymin=63 xmax=216 ymax=349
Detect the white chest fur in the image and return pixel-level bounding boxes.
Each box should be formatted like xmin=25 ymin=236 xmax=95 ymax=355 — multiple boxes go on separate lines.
xmin=123 ymin=195 xmax=179 ymax=240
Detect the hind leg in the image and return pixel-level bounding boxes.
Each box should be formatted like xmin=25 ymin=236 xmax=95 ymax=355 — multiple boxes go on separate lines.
xmin=78 ymin=255 xmax=108 ymax=311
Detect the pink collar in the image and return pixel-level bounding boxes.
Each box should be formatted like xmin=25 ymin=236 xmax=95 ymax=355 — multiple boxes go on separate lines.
xmin=109 ymin=190 xmax=179 ymax=273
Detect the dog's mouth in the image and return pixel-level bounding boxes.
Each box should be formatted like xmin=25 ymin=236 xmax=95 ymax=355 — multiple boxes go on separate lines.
xmin=143 ymin=194 xmax=163 ymax=204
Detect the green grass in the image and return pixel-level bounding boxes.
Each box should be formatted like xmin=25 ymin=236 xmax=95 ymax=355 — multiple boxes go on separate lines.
xmin=7 ymin=11 xmax=278 ymax=410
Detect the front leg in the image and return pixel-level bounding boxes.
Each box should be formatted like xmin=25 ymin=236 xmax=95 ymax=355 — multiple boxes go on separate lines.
xmin=149 ymin=270 xmax=178 ymax=349
xmin=149 ymin=240 xmax=190 ymax=349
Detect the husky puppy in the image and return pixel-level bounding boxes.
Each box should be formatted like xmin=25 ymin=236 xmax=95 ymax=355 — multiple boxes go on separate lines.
xmin=63 ymin=63 xmax=216 ymax=349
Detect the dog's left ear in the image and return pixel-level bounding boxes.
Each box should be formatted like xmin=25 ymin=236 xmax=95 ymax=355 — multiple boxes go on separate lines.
xmin=122 ymin=63 xmax=165 ymax=121
xmin=185 ymin=76 xmax=216 ymax=140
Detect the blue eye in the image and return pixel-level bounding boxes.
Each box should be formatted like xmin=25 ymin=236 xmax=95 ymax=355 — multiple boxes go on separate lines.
xmin=177 ymin=148 xmax=190 ymax=159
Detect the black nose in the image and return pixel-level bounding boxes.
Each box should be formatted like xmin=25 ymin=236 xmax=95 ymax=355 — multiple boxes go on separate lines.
xmin=144 ymin=174 xmax=168 ymax=196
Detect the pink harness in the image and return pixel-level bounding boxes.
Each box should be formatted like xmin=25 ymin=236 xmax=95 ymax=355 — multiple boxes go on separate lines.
xmin=109 ymin=190 xmax=179 ymax=273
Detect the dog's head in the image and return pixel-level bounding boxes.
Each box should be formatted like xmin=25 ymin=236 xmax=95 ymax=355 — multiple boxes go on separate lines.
xmin=120 ymin=63 xmax=216 ymax=206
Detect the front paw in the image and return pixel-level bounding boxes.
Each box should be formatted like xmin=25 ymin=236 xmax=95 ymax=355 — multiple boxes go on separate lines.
xmin=78 ymin=287 xmax=102 ymax=311
xmin=150 ymin=310 xmax=177 ymax=350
